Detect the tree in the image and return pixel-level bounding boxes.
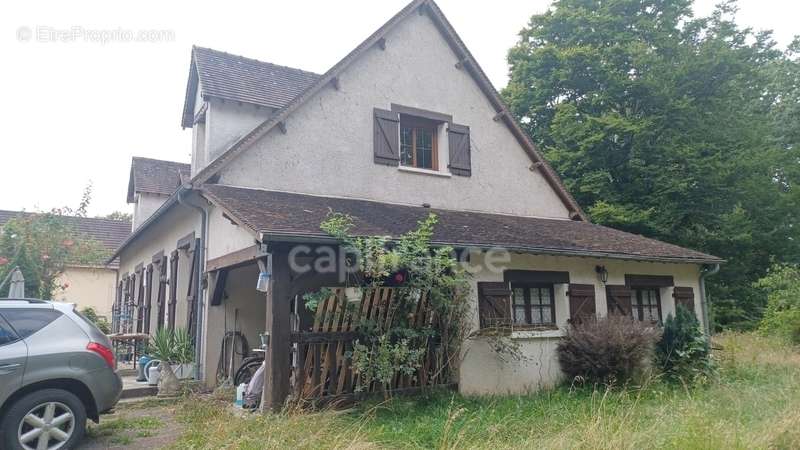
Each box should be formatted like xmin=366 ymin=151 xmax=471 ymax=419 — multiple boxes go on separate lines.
xmin=102 ymin=211 xmax=132 ymax=222
xmin=503 ymin=0 xmax=800 ymax=330
xmin=0 ymin=212 xmax=109 ymax=299
xmin=757 ymin=264 xmax=800 ymax=344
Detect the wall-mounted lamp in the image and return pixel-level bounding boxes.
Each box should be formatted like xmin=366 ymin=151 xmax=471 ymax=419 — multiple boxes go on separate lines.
xmin=595 ymin=265 xmax=609 ymax=284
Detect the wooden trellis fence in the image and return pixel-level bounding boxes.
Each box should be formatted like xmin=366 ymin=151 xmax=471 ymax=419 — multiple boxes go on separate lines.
xmin=290 ymin=287 xmax=452 ymax=401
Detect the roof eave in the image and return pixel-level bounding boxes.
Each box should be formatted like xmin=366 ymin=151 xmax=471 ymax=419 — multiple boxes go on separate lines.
xmin=107 ymin=184 xmax=190 ymax=263
xmin=257 ymin=230 xmax=724 ymax=265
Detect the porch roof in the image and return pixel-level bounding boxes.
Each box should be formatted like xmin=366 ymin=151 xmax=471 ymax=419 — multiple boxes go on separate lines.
xmin=202 ymin=185 xmax=722 ymax=265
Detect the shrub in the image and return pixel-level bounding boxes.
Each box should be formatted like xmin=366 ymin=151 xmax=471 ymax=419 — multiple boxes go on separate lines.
xmin=557 ymin=314 xmax=661 ymax=385
xmin=80 ymin=306 xmax=111 ymax=334
xmin=656 ymin=305 xmax=715 ymax=383
xmin=757 ymin=264 xmax=800 ymax=344
xmin=150 ymin=328 xmax=194 ymax=364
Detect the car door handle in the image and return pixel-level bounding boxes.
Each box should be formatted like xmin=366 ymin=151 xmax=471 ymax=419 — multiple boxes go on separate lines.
xmin=0 ymin=363 xmax=22 ymax=373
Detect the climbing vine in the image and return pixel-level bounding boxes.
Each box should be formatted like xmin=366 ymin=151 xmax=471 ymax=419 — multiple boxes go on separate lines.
xmin=307 ymin=212 xmax=471 ymax=396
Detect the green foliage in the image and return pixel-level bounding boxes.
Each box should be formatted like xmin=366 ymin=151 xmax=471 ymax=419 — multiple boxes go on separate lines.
xmin=80 ymin=306 xmax=111 ymax=334
xmin=319 ymin=212 xmax=471 ymax=395
xmin=0 ymin=212 xmax=109 ymax=299
xmin=656 ymin=305 xmax=715 ymax=383
xmin=503 ymin=0 xmax=800 ymax=330
xmin=150 ymin=328 xmax=194 ymax=364
xmin=102 ymin=211 xmax=133 ymax=222
xmin=757 ymin=264 xmax=800 ymax=344
xmin=350 ymin=335 xmax=425 ymax=394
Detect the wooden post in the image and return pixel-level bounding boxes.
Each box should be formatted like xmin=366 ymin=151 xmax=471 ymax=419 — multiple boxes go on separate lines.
xmin=262 ymin=248 xmax=292 ymax=411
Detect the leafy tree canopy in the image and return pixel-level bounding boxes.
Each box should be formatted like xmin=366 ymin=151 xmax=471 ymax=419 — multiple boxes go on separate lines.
xmin=504 ymin=0 xmax=800 ymax=330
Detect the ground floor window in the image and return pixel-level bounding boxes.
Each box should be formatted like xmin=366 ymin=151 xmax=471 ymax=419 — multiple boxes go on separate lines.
xmin=511 ymin=284 xmax=555 ymax=326
xmin=631 ymin=288 xmax=661 ymax=323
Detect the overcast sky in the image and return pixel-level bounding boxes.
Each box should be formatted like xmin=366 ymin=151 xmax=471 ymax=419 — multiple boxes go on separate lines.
xmin=1 ymin=0 xmax=796 ymax=217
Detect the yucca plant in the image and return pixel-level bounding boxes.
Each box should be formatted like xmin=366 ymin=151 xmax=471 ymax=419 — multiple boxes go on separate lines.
xmin=149 ymin=328 xmax=194 ymax=396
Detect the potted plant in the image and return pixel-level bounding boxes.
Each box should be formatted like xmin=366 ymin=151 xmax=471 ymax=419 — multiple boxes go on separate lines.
xmin=149 ymin=328 xmax=194 ymax=397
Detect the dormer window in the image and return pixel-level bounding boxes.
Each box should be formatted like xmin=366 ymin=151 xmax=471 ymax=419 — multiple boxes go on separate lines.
xmin=400 ymin=115 xmax=438 ymax=170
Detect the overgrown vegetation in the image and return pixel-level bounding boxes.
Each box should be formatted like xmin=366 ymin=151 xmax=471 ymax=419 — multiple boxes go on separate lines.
xmin=757 ymin=264 xmax=800 ymax=344
xmin=557 ymin=314 xmax=661 ymax=385
xmin=0 ymin=185 xmax=109 ymax=299
xmin=166 ymin=333 xmax=800 ymax=449
xmin=503 ymin=0 xmax=800 ymax=331
xmin=307 ymin=212 xmax=471 ymax=396
xmin=656 ymin=305 xmax=715 ymax=383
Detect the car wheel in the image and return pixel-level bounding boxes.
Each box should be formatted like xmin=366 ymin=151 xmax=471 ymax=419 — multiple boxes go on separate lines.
xmin=1 ymin=388 xmax=86 ymax=450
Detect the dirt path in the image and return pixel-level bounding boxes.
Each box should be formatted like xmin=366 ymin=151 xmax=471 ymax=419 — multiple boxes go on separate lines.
xmin=77 ymin=398 xmax=184 ymax=450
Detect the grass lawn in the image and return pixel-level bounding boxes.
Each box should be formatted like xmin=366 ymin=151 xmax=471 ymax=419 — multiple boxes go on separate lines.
xmin=166 ymin=332 xmax=800 ymax=449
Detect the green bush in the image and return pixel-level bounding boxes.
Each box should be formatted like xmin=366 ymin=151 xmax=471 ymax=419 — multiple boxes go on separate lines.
xmin=80 ymin=306 xmax=111 ymax=334
xmin=757 ymin=264 xmax=800 ymax=344
xmin=557 ymin=314 xmax=661 ymax=385
xmin=655 ymin=305 xmax=715 ymax=383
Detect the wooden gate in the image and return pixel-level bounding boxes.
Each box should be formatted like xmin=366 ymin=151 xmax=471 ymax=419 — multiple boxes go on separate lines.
xmin=290 ymin=287 xmax=451 ymax=401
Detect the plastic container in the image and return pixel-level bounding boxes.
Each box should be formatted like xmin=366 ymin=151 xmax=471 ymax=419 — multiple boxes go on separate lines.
xmin=235 ymin=383 xmax=247 ymax=408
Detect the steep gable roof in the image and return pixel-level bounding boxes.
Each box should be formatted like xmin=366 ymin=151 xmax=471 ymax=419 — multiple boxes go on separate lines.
xmin=127 ymin=157 xmax=190 ymax=203
xmin=202 ymin=185 xmax=722 ymax=264
xmin=190 ymin=0 xmax=587 ymax=221
xmin=180 ymin=46 xmax=320 ymax=128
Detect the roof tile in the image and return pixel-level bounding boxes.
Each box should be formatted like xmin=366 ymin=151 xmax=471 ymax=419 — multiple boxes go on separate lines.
xmin=202 ymin=185 xmax=722 ymax=264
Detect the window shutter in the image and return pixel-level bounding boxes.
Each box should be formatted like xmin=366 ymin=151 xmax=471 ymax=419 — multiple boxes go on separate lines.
xmin=448 ymin=123 xmax=471 ymax=176
xmin=477 ymin=282 xmax=511 ymax=329
xmin=673 ymin=287 xmax=695 ymax=313
xmin=373 ymin=108 xmax=400 ymax=166
xmin=568 ymin=284 xmax=596 ymax=325
xmin=606 ymin=285 xmax=632 ymax=316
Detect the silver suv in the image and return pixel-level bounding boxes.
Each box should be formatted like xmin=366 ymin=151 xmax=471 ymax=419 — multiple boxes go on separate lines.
xmin=0 ymin=299 xmax=122 ymax=450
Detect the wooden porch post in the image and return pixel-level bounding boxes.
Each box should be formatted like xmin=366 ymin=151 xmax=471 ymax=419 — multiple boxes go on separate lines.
xmin=262 ymin=247 xmax=292 ymax=411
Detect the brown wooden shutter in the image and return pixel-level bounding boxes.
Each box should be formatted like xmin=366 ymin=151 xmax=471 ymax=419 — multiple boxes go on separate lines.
xmin=448 ymin=123 xmax=471 ymax=176
xmin=568 ymin=284 xmax=596 ymax=325
xmin=113 ymin=279 xmax=123 ymax=333
xmin=373 ymin=108 xmax=400 ymax=166
xmin=477 ymin=282 xmax=512 ymax=329
xmin=186 ymin=239 xmax=200 ymax=340
xmin=606 ymin=285 xmax=633 ymax=316
xmin=156 ymin=256 xmax=167 ymax=330
xmin=136 ymin=268 xmax=145 ymax=333
xmin=143 ymin=264 xmax=153 ymax=335
xmin=673 ymin=287 xmax=695 ymax=313
xmin=168 ymin=250 xmax=179 ymax=331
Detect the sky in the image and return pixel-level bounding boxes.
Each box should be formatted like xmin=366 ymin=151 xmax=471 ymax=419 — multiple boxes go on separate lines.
xmin=1 ymin=0 xmax=797 ymax=217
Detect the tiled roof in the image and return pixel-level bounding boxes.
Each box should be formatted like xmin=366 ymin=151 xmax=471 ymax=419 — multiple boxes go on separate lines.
xmin=194 ymin=46 xmax=320 ymax=110
xmin=202 ymin=185 xmax=722 ymax=264
xmin=127 ymin=157 xmax=190 ymax=202
xmin=0 ymin=210 xmax=131 ymax=266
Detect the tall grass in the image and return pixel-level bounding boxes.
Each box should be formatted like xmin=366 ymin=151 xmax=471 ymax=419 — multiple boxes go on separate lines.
xmin=167 ymin=333 xmax=800 ymax=449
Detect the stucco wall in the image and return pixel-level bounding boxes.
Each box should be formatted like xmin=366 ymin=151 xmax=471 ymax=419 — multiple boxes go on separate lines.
xmin=219 ymin=12 xmax=570 ymax=219
xmin=206 ymin=204 xmax=257 ymax=261
xmin=203 ymin=100 xmax=273 ymax=172
xmin=459 ymin=252 xmax=703 ymax=395
xmin=202 ymin=263 xmax=265 ymax=388
xmin=133 ymin=193 xmax=168 ymax=231
xmin=53 ymin=266 xmax=117 ymax=319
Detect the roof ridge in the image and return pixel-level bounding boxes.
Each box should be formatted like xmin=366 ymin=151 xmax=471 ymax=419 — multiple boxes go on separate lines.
xmin=132 ymin=156 xmax=190 ymax=166
xmin=0 ymin=209 xmax=131 ymax=225
xmin=192 ymin=45 xmax=321 ymax=77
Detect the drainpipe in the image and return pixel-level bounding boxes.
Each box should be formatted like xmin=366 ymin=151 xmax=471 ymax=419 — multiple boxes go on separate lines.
xmin=178 ymin=186 xmax=208 ymax=381
xmin=699 ymin=263 xmax=720 ymax=337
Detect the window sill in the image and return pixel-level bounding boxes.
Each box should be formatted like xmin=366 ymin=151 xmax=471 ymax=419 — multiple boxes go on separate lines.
xmin=510 ymin=328 xmax=565 ymax=340
xmin=398 ymin=166 xmax=452 ymax=178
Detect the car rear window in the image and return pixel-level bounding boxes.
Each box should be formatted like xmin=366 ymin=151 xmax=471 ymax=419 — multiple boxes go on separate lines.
xmin=0 ymin=315 xmax=19 ymax=346
xmin=1 ymin=309 xmax=62 ymax=339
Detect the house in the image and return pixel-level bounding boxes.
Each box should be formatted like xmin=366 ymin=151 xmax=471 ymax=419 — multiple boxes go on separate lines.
xmin=0 ymin=210 xmax=131 ymax=319
xmin=110 ymin=0 xmax=722 ymax=408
